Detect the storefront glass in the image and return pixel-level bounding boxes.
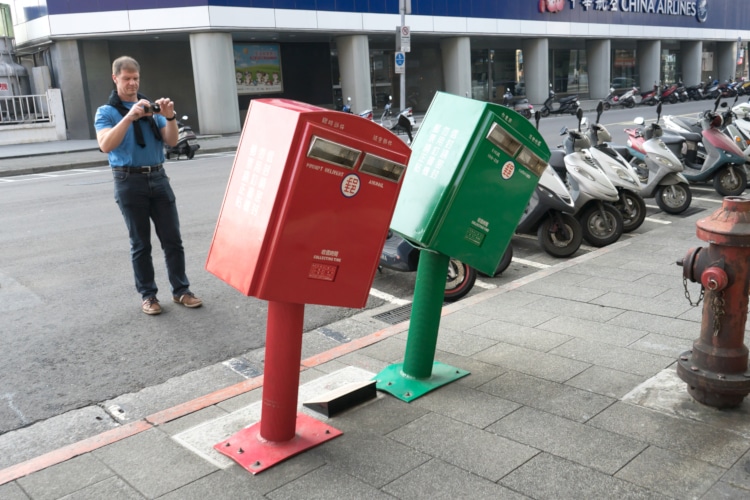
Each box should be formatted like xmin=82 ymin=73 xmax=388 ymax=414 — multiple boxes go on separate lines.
xmin=549 ymin=49 xmax=588 ymax=97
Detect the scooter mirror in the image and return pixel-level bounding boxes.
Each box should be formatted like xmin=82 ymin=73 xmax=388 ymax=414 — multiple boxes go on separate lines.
xmin=656 ymin=102 xmax=662 ymax=123
xmin=181 ymin=115 xmax=188 ymax=121
xmin=576 ymin=107 xmax=583 ymax=131
xmin=713 ymin=95 xmax=721 ymax=112
xmin=559 ymin=126 xmax=568 ymax=136
xmin=534 ymin=110 xmax=541 ymax=129
xmin=596 ymin=101 xmax=603 ymax=123
xmin=581 ymin=117 xmax=589 ymax=130
xmin=720 ymin=102 xmax=728 ymax=108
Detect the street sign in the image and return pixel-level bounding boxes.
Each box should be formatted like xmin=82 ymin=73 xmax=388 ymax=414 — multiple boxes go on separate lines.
xmin=395 ymin=51 xmax=405 ymax=74
xmin=400 ymin=25 xmax=410 ymax=53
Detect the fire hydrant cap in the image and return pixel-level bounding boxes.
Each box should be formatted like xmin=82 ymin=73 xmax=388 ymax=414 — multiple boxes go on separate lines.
xmin=696 ymin=197 xmax=750 ymax=246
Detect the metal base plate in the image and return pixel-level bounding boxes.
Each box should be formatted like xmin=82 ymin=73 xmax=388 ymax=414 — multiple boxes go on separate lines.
xmin=213 ymin=413 xmax=342 ymax=474
xmin=374 ymin=361 xmax=470 ymax=402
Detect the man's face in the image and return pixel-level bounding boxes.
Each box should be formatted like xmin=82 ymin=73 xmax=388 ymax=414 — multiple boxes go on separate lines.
xmin=113 ymin=68 xmax=140 ymax=101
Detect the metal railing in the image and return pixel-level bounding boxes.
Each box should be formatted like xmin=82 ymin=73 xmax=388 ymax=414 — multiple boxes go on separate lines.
xmin=0 ymin=94 xmax=51 ymax=124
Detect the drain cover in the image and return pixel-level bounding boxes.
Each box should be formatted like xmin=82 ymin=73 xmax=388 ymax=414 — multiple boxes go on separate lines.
xmin=372 ymin=303 xmax=413 ymax=325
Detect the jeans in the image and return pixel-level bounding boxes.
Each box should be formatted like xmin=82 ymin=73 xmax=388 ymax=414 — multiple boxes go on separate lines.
xmin=113 ymin=168 xmax=190 ymax=300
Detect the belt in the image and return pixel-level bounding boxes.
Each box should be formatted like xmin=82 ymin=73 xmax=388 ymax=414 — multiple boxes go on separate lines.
xmin=112 ymin=165 xmax=163 ymax=173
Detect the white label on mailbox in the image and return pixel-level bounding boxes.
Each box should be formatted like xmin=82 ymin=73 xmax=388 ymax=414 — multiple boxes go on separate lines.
xmin=341 ymin=174 xmax=361 ymax=198
xmin=501 ymin=161 xmax=515 ymax=180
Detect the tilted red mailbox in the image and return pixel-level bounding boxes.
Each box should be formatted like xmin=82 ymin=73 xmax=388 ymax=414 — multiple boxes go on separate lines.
xmin=207 ymin=98 xmax=408 ymax=308
xmin=206 ymin=98 xmax=410 ymax=474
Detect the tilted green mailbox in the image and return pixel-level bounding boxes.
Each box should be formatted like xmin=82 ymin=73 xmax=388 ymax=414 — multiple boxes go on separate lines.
xmin=376 ymin=92 xmax=550 ymax=402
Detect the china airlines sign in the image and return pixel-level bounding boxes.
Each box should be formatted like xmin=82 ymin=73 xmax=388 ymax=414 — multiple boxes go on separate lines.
xmin=540 ymin=0 xmax=708 ymax=23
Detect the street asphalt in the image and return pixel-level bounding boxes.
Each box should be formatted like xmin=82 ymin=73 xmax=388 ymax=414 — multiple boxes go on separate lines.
xmin=2 ymin=103 xmax=750 ymax=499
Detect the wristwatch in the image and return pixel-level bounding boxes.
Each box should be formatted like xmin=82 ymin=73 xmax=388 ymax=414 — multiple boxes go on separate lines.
xmin=166 ymin=113 xmax=177 ymax=121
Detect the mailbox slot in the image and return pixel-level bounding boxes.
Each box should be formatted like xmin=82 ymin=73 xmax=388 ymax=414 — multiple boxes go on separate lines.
xmin=359 ymin=153 xmax=406 ymax=182
xmin=307 ymin=136 xmax=361 ymax=169
xmin=515 ymin=147 xmax=546 ymax=178
xmin=486 ymin=122 xmax=521 ymax=157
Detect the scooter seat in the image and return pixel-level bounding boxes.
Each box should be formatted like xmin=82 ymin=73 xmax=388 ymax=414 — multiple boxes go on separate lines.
xmin=664 ymin=130 xmax=701 ymax=143
xmin=559 ymin=95 xmax=578 ymax=103
xmin=548 ymin=150 xmax=567 ymax=175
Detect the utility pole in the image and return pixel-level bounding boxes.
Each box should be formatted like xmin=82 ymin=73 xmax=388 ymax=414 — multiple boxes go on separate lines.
xmin=398 ymin=0 xmax=410 ymax=112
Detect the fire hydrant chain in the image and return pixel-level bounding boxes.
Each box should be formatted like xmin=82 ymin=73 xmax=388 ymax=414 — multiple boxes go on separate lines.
xmin=711 ymin=291 xmax=726 ymax=336
xmin=683 ymin=276 xmax=704 ymax=307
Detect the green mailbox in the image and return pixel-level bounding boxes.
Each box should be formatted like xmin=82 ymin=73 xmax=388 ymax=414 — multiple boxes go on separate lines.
xmin=391 ymin=91 xmax=550 ymax=276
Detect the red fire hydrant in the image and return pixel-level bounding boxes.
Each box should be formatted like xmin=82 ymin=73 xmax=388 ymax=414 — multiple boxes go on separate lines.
xmin=677 ymin=196 xmax=750 ymax=409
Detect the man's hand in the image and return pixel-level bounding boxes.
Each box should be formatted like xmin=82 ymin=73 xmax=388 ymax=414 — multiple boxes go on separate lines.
xmin=153 ymin=97 xmax=175 ymax=119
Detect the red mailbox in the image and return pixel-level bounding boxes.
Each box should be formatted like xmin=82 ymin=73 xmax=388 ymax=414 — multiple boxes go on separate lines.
xmin=206 ymin=98 xmax=410 ymax=308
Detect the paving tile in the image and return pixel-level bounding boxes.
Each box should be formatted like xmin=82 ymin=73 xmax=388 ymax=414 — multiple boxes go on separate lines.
xmin=549 ymin=338 xmax=673 ymax=377
xmin=16 ymin=454 xmax=113 ymax=500
xmin=438 ymin=311 xmax=492 ymax=332
xmin=429 ymin=351 xmax=507 ymax=389
xmin=520 ymin=295 xmax=624 ymax=322
xmin=214 ymin=386 xmax=262 ymax=414
xmin=576 ymin=275 xmax=669 ymax=298
xmin=479 ymin=371 xmax=615 ymax=422
xmin=434 ymin=326 xmax=498 ymax=357
xmin=701 ymin=481 xmax=750 ymax=499
xmin=615 ymin=445 xmax=725 ymax=498
xmin=356 ymin=336 xmax=407 ymax=363
xmin=93 ymin=428 xmax=217 ymax=498
xmin=537 ymin=315 xmax=647 ymax=347
xmin=328 ymin=393 xmax=429 ymax=435
xmin=516 ymin=280 xmax=607 ymax=301
xmin=563 ymin=263 xmax=650 ymax=282
xmin=157 ymin=405 xmax=229 ymax=436
xmin=474 ymin=342 xmax=590 ymax=383
xmin=565 ymin=366 xmax=647 ymax=399
xmin=465 ymin=320 xmax=572 ymax=351
xmin=499 ymin=453 xmax=666 ymax=500
xmin=588 ymin=402 xmax=750 ymax=468
xmin=57 ymin=476 xmax=144 ymax=500
xmin=267 ymin=464 xmax=394 ymax=499
xmin=411 ymin=382 xmax=521 ymax=429
xmin=464 ymin=298 xmax=557 ymax=326
xmin=0 ymin=482 xmax=30 ymax=500
xmin=387 ymin=412 xmax=539 ymax=482
xmin=310 ymin=429 xmax=429 ymax=488
xmin=717 ymin=446 xmax=750 ymax=491
xmin=629 ymin=332 xmax=694 ymax=358
xmin=488 ymin=406 xmax=646 ymax=474
xmin=591 ymin=291 xmax=693 ymax=318
xmin=606 ymin=310 xmax=701 ymax=340
xmin=382 ymin=458 xmax=528 ymax=500
xmin=329 ymin=351 xmax=392 ymax=376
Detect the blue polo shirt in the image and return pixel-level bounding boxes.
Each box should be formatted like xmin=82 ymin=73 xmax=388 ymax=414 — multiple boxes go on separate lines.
xmin=95 ymin=102 xmax=167 ymax=167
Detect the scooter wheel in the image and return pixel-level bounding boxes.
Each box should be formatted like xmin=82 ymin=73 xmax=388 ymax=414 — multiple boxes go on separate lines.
xmin=537 ymin=213 xmax=583 ymax=258
xmin=602 ymin=102 xmax=611 ymax=111
xmin=540 ymin=108 xmax=550 ymax=118
xmin=655 ymin=183 xmax=692 ymax=214
xmin=522 ymin=109 xmax=531 ymax=119
xmin=617 ymin=190 xmax=647 ymax=233
xmin=187 ymin=149 xmax=195 ymax=160
xmin=625 ymin=99 xmax=635 ymax=108
xmin=443 ymin=259 xmax=477 ymax=302
xmin=580 ymin=203 xmax=624 ymax=247
xmin=713 ymin=164 xmax=747 ymax=197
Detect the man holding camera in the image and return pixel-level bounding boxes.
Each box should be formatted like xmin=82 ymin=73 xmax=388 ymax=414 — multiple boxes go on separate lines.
xmin=95 ymin=55 xmax=202 ymax=315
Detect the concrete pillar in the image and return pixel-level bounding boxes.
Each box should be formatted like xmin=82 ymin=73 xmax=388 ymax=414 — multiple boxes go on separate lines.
xmin=717 ymin=41 xmax=739 ymax=82
xmin=440 ymin=37 xmax=471 ymax=98
xmin=522 ymin=38 xmax=549 ymax=105
xmin=49 ymin=40 xmax=86 ymax=139
xmin=681 ymin=40 xmax=702 ymax=86
xmin=336 ymin=35 xmax=372 ymax=113
xmin=586 ymin=39 xmax=610 ymax=99
xmin=637 ymin=40 xmax=661 ymax=91
xmin=189 ymin=32 xmax=241 ymax=134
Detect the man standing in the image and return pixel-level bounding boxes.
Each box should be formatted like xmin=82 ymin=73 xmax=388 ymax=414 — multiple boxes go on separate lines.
xmin=95 ymin=55 xmax=202 ymax=315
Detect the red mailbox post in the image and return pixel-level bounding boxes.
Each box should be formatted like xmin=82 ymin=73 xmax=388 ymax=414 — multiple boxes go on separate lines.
xmin=206 ymin=99 xmax=410 ymax=473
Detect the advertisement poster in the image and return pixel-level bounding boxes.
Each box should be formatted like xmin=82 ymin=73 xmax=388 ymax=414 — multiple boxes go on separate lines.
xmin=234 ymin=43 xmax=283 ymax=95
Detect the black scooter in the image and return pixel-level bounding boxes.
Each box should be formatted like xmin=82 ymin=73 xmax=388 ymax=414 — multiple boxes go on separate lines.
xmin=540 ymin=90 xmax=580 ymax=117
xmin=165 ymin=115 xmax=200 ymax=160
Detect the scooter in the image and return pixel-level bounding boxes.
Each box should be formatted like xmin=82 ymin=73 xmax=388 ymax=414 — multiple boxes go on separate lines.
xmin=502 ymin=88 xmax=533 ymax=119
xmin=582 ymin=103 xmax=647 ymax=233
xmin=602 ymin=87 xmax=636 ymax=110
xmin=638 ymin=85 xmax=660 ymax=106
xmin=164 ymin=115 xmax=200 ymax=160
xmin=379 ymin=231 xmax=480 ymax=301
xmin=662 ymin=97 xmax=747 ymax=196
xmin=342 ymin=96 xmax=373 ymax=120
xmin=380 ymin=96 xmax=416 ymax=143
xmin=552 ymin=108 xmax=624 ymax=247
xmin=514 ymin=112 xmax=583 ymax=258
xmin=725 ymin=96 xmax=750 ymax=161
xmin=617 ymin=103 xmax=692 ymax=214
xmin=540 ymin=89 xmax=580 ymax=117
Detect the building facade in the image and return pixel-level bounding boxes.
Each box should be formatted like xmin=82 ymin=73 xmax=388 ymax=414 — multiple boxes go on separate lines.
xmin=4 ymin=0 xmax=750 ymax=139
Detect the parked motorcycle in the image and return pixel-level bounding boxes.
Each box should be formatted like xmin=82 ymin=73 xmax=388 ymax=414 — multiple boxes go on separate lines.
xmin=553 ymin=108 xmax=624 ymax=247
xmin=502 ymin=88 xmax=533 ymax=119
xmin=602 ymin=87 xmax=636 ymax=110
xmin=583 ymin=103 xmax=647 ymax=233
xmin=660 ymin=82 xmax=680 ymax=104
xmin=662 ymin=97 xmax=747 ymax=196
xmin=380 ymin=96 xmax=416 ymax=143
xmin=638 ymin=85 xmax=661 ymax=106
xmin=616 ymin=103 xmax=692 ymax=214
xmin=342 ymin=96 xmax=374 ymax=120
xmin=164 ymin=115 xmax=200 ymax=160
xmin=540 ymin=89 xmax=580 ymax=117
xmin=379 ymin=231 xmax=478 ymax=301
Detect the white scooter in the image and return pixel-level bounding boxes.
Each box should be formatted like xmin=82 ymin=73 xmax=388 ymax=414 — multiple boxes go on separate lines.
xmin=582 ymin=103 xmax=646 ymax=233
xmin=551 ymin=108 xmax=624 ymax=248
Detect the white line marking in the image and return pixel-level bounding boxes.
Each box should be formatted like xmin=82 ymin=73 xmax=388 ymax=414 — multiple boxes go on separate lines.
xmin=474 ymin=280 xmax=497 ymax=289
xmin=512 ymin=257 xmax=551 ymax=269
xmin=369 ymin=287 xmax=411 ymax=306
xmin=693 ymin=197 xmax=722 ymax=203
xmin=644 ymin=217 xmax=672 ymax=224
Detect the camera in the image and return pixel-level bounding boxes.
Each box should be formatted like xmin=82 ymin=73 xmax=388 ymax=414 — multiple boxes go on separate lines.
xmin=144 ymin=103 xmax=161 ymax=113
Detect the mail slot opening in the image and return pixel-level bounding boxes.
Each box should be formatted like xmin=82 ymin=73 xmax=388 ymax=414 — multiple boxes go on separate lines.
xmin=486 ymin=122 xmax=521 ymax=157
xmin=359 ymin=153 xmax=406 ymax=182
xmin=515 ymin=147 xmax=546 ymax=178
xmin=307 ymin=136 xmax=361 ymax=169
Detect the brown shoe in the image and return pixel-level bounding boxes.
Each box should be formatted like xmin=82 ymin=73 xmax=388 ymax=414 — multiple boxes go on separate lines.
xmin=173 ymin=292 xmax=202 ymax=308
xmin=142 ymin=297 xmax=162 ymax=315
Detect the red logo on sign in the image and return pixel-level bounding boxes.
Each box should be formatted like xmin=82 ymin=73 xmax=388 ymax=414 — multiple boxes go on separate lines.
xmin=539 ymin=0 xmax=565 ymax=13
xmin=341 ymin=174 xmax=361 ymax=197
xmin=0 ymin=83 xmax=8 ymax=91
xmin=502 ymin=161 xmax=515 ymax=180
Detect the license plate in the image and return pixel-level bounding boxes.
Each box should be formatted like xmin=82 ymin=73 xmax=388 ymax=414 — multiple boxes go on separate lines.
xmin=188 ymin=140 xmax=197 ymax=145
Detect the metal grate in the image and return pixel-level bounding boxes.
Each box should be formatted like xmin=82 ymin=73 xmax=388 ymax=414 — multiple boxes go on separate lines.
xmin=372 ymin=303 xmax=413 ymax=325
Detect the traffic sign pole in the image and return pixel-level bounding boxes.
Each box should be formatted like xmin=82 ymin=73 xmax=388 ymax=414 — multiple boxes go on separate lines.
xmin=399 ymin=0 xmax=408 ymax=112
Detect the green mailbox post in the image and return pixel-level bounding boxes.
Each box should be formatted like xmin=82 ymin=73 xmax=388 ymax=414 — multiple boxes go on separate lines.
xmin=375 ymin=92 xmax=550 ymax=402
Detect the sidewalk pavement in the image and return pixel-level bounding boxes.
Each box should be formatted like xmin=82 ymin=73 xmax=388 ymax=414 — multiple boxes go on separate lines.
xmin=3 ymin=109 xmax=750 ymax=499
